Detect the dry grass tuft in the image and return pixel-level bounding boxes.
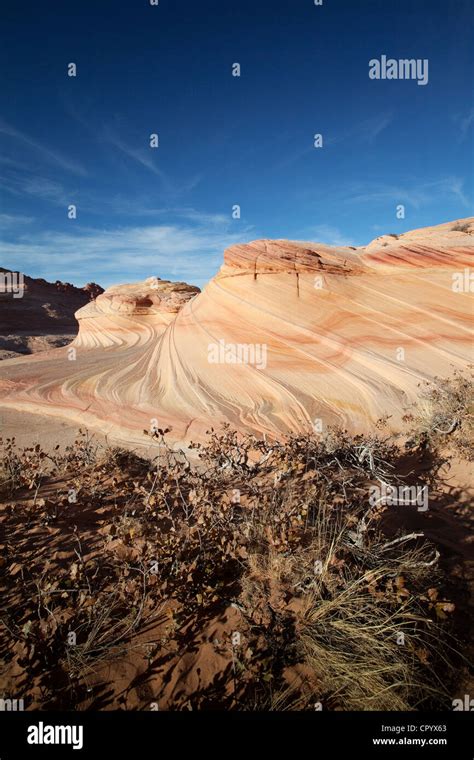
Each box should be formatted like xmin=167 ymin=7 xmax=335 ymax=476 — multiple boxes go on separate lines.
xmin=404 ymin=368 xmax=473 ymax=460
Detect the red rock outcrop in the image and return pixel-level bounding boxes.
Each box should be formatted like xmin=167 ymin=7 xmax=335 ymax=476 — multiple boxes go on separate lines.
xmin=0 ymin=269 xmax=103 ymax=359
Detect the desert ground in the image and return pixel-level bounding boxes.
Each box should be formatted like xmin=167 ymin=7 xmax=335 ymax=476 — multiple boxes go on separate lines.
xmin=0 ymin=218 xmax=472 ymax=711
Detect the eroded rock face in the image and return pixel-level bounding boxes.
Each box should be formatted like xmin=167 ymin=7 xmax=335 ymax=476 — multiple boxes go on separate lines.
xmin=223 ymin=239 xmax=363 ymax=275
xmin=0 ymin=219 xmax=472 ymax=446
xmin=0 ymin=269 xmax=104 ymax=359
xmin=87 ymin=277 xmax=200 ymax=315
xmin=362 ymin=218 xmax=474 ymax=268
xmin=73 ymin=277 xmax=200 ymax=349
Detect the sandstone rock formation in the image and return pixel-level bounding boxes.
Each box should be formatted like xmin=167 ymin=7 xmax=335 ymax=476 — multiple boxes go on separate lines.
xmin=0 ymin=269 xmax=103 ymax=359
xmin=0 ymin=219 xmax=472 ymax=446
xmin=73 ymin=277 xmax=200 ymax=350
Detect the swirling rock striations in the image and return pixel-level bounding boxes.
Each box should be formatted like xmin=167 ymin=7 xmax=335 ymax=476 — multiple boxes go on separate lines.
xmin=0 ymin=219 xmax=472 ymax=446
xmin=73 ymin=277 xmax=200 ymax=350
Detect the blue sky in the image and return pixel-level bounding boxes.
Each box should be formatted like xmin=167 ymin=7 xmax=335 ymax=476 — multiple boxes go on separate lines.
xmin=0 ymin=0 xmax=473 ymax=288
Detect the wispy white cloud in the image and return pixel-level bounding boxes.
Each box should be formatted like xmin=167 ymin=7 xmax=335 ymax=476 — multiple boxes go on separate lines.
xmin=0 ymin=213 xmax=34 ymax=228
xmin=99 ymin=124 xmax=201 ymax=195
xmin=0 ymin=220 xmax=255 ymax=288
xmin=345 ymin=176 xmax=472 ymax=210
xmin=358 ymin=112 xmax=394 ymax=144
xmin=0 ymin=118 xmax=87 ymax=176
xmin=0 ymin=173 xmax=71 ymax=205
xmin=173 ymin=208 xmax=229 ymax=226
xmin=454 ymin=108 xmax=474 ymax=141
xmin=327 ymin=112 xmax=394 ymax=146
xmin=103 ymin=202 xmax=231 ymax=226
xmin=297 ymin=224 xmax=356 ymax=247
xmin=273 ymin=112 xmax=394 ymax=171
xmin=63 ymin=100 xmax=203 ymax=196
xmin=446 ymin=177 xmax=471 ymax=208
xmin=104 ymin=128 xmax=167 ymax=179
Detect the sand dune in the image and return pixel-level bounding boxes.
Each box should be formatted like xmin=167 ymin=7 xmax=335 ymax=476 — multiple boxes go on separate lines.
xmin=0 ymin=219 xmax=472 ymax=446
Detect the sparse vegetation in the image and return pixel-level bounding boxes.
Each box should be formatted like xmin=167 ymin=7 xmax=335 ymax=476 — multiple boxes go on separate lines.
xmin=404 ymin=368 xmax=474 ymax=460
xmin=0 ymin=373 xmax=472 ymax=710
xmin=451 ymin=222 xmax=471 ymax=233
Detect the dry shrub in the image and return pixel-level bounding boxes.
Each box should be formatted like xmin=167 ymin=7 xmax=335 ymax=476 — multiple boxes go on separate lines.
xmin=238 ymin=482 xmax=457 ymax=711
xmin=451 ymin=222 xmax=471 ymax=233
xmin=0 ymin=373 xmax=471 ymax=710
xmin=404 ymin=369 xmax=473 ymax=460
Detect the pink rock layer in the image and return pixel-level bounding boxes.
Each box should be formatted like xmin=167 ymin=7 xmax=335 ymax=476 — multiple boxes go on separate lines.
xmin=0 ymin=219 xmax=472 ymax=448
